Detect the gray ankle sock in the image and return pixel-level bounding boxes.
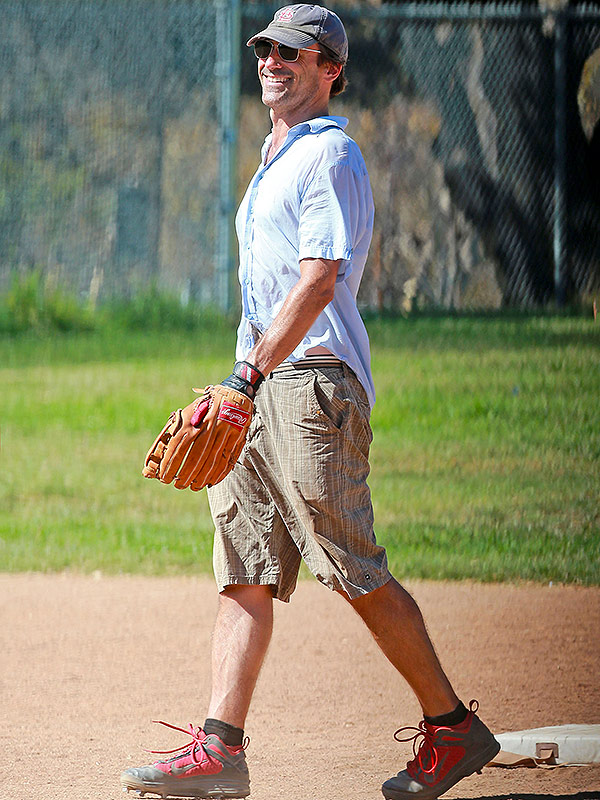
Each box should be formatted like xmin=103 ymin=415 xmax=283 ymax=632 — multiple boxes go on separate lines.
xmin=424 ymin=701 xmax=468 ymax=727
xmin=203 ymin=718 xmax=244 ymax=747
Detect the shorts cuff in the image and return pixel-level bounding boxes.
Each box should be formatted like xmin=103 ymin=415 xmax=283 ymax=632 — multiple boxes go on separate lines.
xmin=215 ymin=574 xmax=296 ymax=603
xmin=321 ymin=567 xmax=392 ymax=600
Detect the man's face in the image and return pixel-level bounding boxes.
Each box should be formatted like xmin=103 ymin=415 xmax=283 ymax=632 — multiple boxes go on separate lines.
xmin=257 ymin=40 xmax=327 ymax=116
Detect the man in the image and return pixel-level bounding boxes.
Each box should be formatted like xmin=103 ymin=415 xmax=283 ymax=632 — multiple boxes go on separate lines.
xmin=121 ymin=5 xmax=500 ymax=800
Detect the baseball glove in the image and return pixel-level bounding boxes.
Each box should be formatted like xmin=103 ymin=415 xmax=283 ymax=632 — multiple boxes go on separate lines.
xmin=142 ymin=361 xmax=264 ymax=491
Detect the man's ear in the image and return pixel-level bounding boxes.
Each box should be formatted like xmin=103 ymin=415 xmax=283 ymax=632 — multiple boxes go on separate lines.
xmin=323 ymin=60 xmax=343 ymax=85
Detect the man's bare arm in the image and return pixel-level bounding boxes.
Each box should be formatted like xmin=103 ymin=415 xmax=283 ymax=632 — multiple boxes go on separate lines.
xmin=246 ymin=257 xmax=341 ymax=376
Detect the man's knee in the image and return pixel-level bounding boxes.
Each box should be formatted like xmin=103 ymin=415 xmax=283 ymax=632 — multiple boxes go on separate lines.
xmin=344 ymin=577 xmax=421 ymax=616
xmin=219 ymin=583 xmax=274 ymax=613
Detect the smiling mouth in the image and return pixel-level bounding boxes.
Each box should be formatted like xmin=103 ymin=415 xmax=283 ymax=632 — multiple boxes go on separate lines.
xmin=262 ymin=73 xmax=292 ymax=86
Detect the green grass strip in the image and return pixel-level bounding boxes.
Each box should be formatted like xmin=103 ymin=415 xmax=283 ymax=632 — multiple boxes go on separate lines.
xmin=1 ymin=314 xmax=598 ymax=583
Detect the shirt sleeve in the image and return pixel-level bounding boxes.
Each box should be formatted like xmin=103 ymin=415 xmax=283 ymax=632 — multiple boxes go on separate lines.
xmin=298 ymin=159 xmax=369 ymax=275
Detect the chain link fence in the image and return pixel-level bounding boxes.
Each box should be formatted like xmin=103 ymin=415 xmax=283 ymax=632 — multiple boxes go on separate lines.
xmin=1 ymin=1 xmax=599 ymax=311
xmin=1 ymin=0 xmax=223 ymax=306
xmin=320 ymin=2 xmax=600 ymax=310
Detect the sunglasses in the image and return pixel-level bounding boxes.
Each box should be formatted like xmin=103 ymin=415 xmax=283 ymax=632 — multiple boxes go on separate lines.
xmin=252 ymin=39 xmax=320 ymax=63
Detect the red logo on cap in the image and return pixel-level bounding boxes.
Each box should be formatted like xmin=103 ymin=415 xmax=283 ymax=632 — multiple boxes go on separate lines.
xmin=277 ymin=8 xmax=295 ymax=21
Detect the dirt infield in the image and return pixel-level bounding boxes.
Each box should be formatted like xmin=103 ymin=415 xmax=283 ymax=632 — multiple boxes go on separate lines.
xmin=2 ymin=574 xmax=600 ymax=800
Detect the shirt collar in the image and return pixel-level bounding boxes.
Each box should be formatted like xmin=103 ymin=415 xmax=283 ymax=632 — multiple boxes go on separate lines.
xmin=261 ymin=116 xmax=349 ymax=162
xmin=300 ymin=115 xmax=348 ymax=133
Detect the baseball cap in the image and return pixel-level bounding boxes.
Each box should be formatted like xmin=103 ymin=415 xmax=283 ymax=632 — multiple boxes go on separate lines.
xmin=246 ymin=4 xmax=348 ymax=64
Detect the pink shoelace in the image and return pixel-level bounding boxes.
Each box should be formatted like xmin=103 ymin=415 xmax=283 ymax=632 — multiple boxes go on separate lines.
xmin=147 ymin=720 xmax=207 ymax=763
xmin=393 ymin=720 xmax=450 ymax=775
xmin=393 ymin=700 xmax=477 ymax=776
xmin=146 ymin=719 xmax=249 ymax=761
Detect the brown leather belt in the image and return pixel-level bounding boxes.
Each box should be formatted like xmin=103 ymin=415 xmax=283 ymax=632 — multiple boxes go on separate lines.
xmin=271 ymin=354 xmax=343 ymax=374
xmin=250 ymin=325 xmax=343 ymax=373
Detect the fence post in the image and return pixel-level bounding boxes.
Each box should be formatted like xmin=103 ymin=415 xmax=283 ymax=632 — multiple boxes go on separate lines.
xmin=215 ymin=0 xmax=241 ymax=312
xmin=553 ymin=9 xmax=568 ymax=307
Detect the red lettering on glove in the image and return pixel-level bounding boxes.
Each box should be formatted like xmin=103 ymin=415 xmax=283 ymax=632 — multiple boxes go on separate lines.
xmin=218 ymin=401 xmax=251 ymax=430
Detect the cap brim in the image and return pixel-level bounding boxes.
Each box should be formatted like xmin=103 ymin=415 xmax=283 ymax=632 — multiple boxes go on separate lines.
xmin=247 ymin=26 xmax=317 ymax=49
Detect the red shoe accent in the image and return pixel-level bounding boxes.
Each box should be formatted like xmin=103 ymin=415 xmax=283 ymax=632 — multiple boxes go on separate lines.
xmin=394 ymin=704 xmax=476 ymax=785
xmin=383 ymin=700 xmax=500 ymax=800
xmin=147 ymin=720 xmax=245 ymax=778
xmin=121 ymin=720 xmax=250 ymax=798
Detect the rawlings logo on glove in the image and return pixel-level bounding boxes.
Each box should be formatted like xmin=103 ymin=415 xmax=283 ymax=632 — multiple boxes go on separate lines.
xmin=217 ymin=401 xmax=252 ymax=430
xmin=142 ymin=362 xmax=264 ymax=491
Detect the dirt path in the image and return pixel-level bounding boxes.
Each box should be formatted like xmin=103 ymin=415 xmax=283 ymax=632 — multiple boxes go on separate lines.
xmin=2 ymin=574 xmax=599 ymax=800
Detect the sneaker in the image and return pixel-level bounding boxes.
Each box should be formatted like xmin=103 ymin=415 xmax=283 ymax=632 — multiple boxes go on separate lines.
xmin=121 ymin=721 xmax=250 ymax=799
xmin=382 ymin=701 xmax=500 ymax=800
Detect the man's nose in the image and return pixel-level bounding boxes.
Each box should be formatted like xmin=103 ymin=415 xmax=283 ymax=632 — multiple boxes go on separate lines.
xmin=264 ymin=50 xmax=284 ymax=67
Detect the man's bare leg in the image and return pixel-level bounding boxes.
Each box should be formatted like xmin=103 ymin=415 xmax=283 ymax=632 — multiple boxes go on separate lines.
xmin=346 ymin=577 xmax=459 ymax=717
xmin=207 ymin=584 xmax=274 ymax=729
xmin=120 ymin=584 xmax=269 ymax=796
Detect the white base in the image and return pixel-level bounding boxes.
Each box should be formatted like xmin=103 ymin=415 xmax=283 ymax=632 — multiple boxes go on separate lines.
xmin=492 ymin=725 xmax=600 ymax=766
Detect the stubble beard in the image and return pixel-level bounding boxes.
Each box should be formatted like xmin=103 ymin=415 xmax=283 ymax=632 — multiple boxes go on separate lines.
xmin=260 ymin=74 xmax=292 ymax=111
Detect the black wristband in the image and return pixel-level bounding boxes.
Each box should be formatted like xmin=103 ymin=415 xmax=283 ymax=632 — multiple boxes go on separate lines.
xmin=221 ymin=360 xmax=265 ymax=399
xmin=234 ymin=361 xmax=265 ymax=389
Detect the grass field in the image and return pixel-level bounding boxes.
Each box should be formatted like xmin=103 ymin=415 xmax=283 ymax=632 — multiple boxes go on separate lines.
xmin=1 ymin=313 xmax=598 ymax=583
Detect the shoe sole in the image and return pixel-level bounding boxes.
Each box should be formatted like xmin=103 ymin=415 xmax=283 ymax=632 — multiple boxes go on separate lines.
xmin=381 ymin=737 xmax=500 ymax=800
xmin=121 ymin=773 xmax=251 ymax=799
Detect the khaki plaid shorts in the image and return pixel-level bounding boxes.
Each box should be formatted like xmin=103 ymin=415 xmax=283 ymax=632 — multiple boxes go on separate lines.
xmin=207 ymin=362 xmax=390 ymax=602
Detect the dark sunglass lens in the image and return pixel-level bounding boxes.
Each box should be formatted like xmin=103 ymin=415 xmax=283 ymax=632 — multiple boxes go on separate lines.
xmin=278 ymin=45 xmax=299 ymax=61
xmin=254 ymin=40 xmax=272 ymax=59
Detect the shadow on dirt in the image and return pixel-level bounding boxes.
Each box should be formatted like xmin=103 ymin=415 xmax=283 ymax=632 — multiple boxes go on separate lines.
xmin=468 ymin=792 xmax=600 ymax=800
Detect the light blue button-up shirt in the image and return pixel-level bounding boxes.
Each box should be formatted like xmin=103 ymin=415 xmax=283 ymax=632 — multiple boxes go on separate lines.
xmin=234 ymin=115 xmax=376 ymax=408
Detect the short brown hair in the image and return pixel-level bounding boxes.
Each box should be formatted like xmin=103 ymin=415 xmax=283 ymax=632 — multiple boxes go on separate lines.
xmin=318 ymin=45 xmax=347 ymax=97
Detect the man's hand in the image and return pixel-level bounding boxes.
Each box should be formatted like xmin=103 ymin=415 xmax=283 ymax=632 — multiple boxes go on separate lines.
xmin=141 ymin=368 xmax=261 ymax=491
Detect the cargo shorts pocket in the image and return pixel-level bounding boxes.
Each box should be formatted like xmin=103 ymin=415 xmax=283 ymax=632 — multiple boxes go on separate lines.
xmin=307 ymin=369 xmax=372 ymax=443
